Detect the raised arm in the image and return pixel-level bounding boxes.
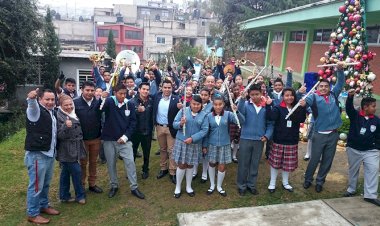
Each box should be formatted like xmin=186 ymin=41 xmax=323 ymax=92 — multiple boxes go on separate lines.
xmin=345 ymin=89 xmax=357 ymax=119
xmin=332 ymin=68 xmax=345 ymax=97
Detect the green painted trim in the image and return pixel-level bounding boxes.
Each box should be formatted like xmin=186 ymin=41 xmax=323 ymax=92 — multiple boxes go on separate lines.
xmin=280 ymin=31 xmax=290 ymax=71
xmin=372 ymin=93 xmax=380 ymax=101
xmin=239 ymin=0 xmax=380 ymax=31
xmin=301 ymin=28 xmax=314 ymax=76
xmin=265 ymin=31 xmax=274 ymax=67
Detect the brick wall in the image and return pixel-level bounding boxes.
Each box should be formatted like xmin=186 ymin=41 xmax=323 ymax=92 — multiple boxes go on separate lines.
xmin=285 ymin=43 xmax=305 ymax=73
xmin=269 ymin=43 xmax=283 ymax=68
xmin=237 ymin=51 xmax=265 ymax=66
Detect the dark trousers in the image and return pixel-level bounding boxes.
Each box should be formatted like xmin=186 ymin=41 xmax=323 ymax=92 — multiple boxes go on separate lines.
xmin=237 ymin=139 xmax=264 ymax=190
xmin=305 ymin=132 xmax=339 ymax=186
xmin=131 ymin=133 xmax=152 ymax=173
xmin=59 ymin=162 xmax=85 ymax=201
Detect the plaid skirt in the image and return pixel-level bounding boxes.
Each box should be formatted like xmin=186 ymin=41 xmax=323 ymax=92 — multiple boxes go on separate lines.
xmin=229 ymin=123 xmax=241 ymax=142
xmin=268 ymin=142 xmax=298 ymax=172
xmin=208 ymin=144 xmax=232 ymax=164
xmin=173 ymin=139 xmax=202 ymax=165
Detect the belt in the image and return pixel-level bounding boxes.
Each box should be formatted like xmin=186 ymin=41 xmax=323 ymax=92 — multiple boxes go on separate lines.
xmin=156 ymin=123 xmax=168 ymax=127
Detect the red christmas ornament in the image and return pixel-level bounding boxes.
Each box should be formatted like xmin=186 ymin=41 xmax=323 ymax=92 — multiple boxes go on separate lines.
xmin=339 ymin=5 xmax=346 ymax=13
xmin=325 ymin=69 xmax=332 ymax=75
xmin=362 ymin=54 xmax=368 ymax=60
xmin=354 ymin=62 xmax=362 ymax=70
xmin=318 ymin=70 xmax=325 ymax=77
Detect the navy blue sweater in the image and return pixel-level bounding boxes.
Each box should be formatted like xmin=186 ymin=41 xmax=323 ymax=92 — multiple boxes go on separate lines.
xmin=74 ymin=96 xmax=102 ymax=140
xmin=346 ymin=96 xmax=380 ymax=151
xmin=101 ymin=97 xmax=136 ymax=141
xmin=266 ymin=102 xmax=306 ymax=145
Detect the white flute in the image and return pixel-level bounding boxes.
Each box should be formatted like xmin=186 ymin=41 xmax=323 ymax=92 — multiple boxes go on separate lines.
xmin=285 ymin=81 xmax=320 ymax=120
xmin=99 ymin=73 xmax=117 ymax=110
xmin=225 ymin=83 xmax=241 ymax=129
xmin=182 ymin=81 xmax=187 ymax=136
xmin=317 ymin=62 xmax=359 ymax=68
xmin=235 ymin=65 xmax=267 ymax=104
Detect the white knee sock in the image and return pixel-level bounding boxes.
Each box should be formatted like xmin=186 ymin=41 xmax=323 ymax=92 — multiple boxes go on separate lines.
xmin=185 ymin=168 xmax=194 ymax=193
xmin=282 ymin=171 xmax=292 ymax=189
xmin=175 ymin=168 xmax=185 ymax=194
xmin=193 ymin=164 xmax=198 ymax=176
xmin=208 ymin=165 xmax=216 ymax=190
xmin=201 ymin=158 xmax=208 ymax=179
xmin=268 ymin=166 xmax=278 ymax=189
xmin=305 ymin=140 xmax=312 ymax=158
xmin=217 ymin=171 xmax=225 ymax=192
xmin=232 ymin=143 xmax=238 ymax=159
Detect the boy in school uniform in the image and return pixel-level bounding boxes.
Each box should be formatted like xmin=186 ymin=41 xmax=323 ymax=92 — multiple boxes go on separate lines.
xmin=237 ymin=84 xmax=273 ymax=196
xmin=343 ymin=89 xmax=380 ymax=206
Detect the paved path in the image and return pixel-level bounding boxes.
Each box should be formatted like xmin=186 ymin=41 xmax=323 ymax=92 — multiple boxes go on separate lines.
xmin=177 ymin=197 xmax=379 ymax=226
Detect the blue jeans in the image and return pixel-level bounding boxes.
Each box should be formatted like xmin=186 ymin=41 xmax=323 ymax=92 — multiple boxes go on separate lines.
xmin=25 ymin=151 xmax=55 ymax=217
xmin=59 ymin=162 xmax=86 ymax=201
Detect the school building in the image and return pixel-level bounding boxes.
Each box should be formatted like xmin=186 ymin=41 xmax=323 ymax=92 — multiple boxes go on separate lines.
xmin=239 ymin=0 xmax=380 ymax=95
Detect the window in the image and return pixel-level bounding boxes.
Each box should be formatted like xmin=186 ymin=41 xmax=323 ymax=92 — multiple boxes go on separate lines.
xmin=162 ymin=11 xmax=169 ymax=18
xmin=157 ymin=37 xmax=165 ymax=44
xmin=321 ymin=29 xmax=332 ymax=42
xmin=367 ymin=26 xmax=379 ymax=44
xmin=314 ymin=29 xmax=323 ymax=42
xmin=273 ymin=32 xmax=283 ymax=42
xmin=178 ymin=22 xmax=185 ymax=29
xmin=201 ymin=20 xmax=206 ymax=26
xmin=290 ymin=30 xmax=306 ymax=42
xmin=77 ymin=69 xmax=94 ymax=92
xmin=125 ymin=31 xmax=142 ymax=40
xmin=130 ymin=46 xmax=142 ymax=53
xmin=98 ymin=29 xmax=119 ymax=38
xmin=140 ymin=9 xmax=150 ymax=16
xmin=313 ymin=29 xmax=334 ymax=43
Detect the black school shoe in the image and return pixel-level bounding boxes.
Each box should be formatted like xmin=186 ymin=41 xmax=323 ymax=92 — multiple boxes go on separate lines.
xmin=89 ymin=185 xmax=103 ymax=193
xmin=131 ymin=188 xmax=145 ymax=199
xmin=364 ymin=198 xmax=380 ymax=206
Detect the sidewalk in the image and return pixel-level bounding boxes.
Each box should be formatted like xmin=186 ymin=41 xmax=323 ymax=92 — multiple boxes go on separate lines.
xmin=178 ymin=197 xmax=379 ymax=226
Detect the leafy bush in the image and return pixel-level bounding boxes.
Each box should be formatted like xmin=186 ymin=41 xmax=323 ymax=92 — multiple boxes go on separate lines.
xmin=0 ymin=109 xmax=25 ymax=142
xmin=338 ymin=111 xmax=350 ymax=134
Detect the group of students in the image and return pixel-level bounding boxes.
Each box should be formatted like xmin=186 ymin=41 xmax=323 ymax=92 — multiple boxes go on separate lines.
xmin=24 ymin=57 xmax=380 ymax=224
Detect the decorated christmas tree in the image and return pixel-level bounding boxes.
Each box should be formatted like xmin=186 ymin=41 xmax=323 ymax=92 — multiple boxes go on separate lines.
xmin=318 ymin=0 xmax=376 ymax=96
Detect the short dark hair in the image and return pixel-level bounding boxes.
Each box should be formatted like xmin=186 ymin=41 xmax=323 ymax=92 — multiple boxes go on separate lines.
xmin=200 ymin=87 xmax=211 ymax=95
xmin=162 ymin=79 xmax=173 ymax=86
xmin=273 ymin=78 xmax=284 ymax=86
xmin=103 ymin=70 xmax=111 ymax=75
xmin=319 ymin=79 xmax=330 ymax=85
xmin=125 ymin=75 xmax=135 ymax=81
xmin=65 ymin=78 xmax=76 ymax=85
xmin=81 ymin=80 xmax=95 ymax=89
xmin=361 ymin=97 xmax=376 ymax=109
xmin=113 ymin=83 xmax=126 ymax=92
xmin=38 ymin=88 xmax=54 ymax=98
xmin=139 ymin=82 xmax=150 ymax=89
xmin=249 ymin=84 xmax=262 ymax=93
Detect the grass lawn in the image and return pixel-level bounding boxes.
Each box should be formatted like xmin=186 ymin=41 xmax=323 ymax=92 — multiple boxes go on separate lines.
xmin=0 ymin=129 xmax=367 ymax=225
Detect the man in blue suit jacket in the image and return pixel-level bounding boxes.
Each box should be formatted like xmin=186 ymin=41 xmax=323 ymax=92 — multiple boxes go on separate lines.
xmin=153 ymin=79 xmax=181 ymax=184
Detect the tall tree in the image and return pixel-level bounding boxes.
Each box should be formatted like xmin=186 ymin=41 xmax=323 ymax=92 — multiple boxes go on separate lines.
xmin=106 ymin=30 xmax=117 ymax=59
xmin=40 ymin=7 xmax=61 ymax=89
xmin=0 ymin=0 xmax=42 ymax=99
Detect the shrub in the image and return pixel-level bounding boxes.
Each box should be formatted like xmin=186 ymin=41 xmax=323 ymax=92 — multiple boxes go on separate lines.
xmin=0 ymin=109 xmax=25 ymax=141
xmin=338 ymin=111 xmax=350 ymax=134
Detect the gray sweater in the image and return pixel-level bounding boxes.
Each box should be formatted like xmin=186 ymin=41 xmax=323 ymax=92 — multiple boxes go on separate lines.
xmin=56 ymin=109 xmax=86 ymax=162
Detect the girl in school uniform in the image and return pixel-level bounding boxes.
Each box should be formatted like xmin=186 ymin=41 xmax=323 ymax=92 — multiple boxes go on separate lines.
xmin=173 ymin=95 xmax=209 ymax=198
xmin=193 ymin=87 xmax=213 ymax=179
xmin=265 ymin=88 xmax=306 ymax=193
xmin=204 ymin=94 xmax=241 ymax=196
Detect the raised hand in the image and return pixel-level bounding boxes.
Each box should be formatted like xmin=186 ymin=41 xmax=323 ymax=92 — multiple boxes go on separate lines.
xmin=27 ymin=88 xmax=39 ymax=99
xmin=298 ymin=83 xmax=307 ymax=94
xmin=348 ymin=88 xmax=356 ymax=97
xmin=299 ymin=99 xmax=306 ymax=107
xmin=266 ymin=96 xmax=273 ymax=105
xmin=286 ymin=67 xmax=293 ymax=73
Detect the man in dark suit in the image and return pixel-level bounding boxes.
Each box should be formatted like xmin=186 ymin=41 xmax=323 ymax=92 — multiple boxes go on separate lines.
xmin=153 ymin=79 xmax=181 ymax=184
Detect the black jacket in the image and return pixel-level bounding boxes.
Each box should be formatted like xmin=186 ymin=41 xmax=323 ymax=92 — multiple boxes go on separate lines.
xmin=153 ymin=92 xmax=180 ymax=138
xmin=130 ymin=95 xmax=154 ymax=135
xmin=73 ymin=96 xmax=102 ymax=140
xmin=266 ymin=102 xmax=306 ymax=145
xmin=346 ymin=96 xmax=380 ymax=151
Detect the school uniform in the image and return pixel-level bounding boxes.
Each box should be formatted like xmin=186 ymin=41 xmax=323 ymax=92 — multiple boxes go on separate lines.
xmin=345 ymin=95 xmax=380 ymax=199
xmin=266 ymin=101 xmax=306 ymax=172
xmin=204 ymin=110 xmax=242 ymax=164
xmin=172 ymin=107 xmax=209 ymax=166
xmin=172 ymin=107 xmax=209 ymax=196
xmin=237 ymin=98 xmax=273 ymax=192
xmin=304 ymin=69 xmax=344 ymax=188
